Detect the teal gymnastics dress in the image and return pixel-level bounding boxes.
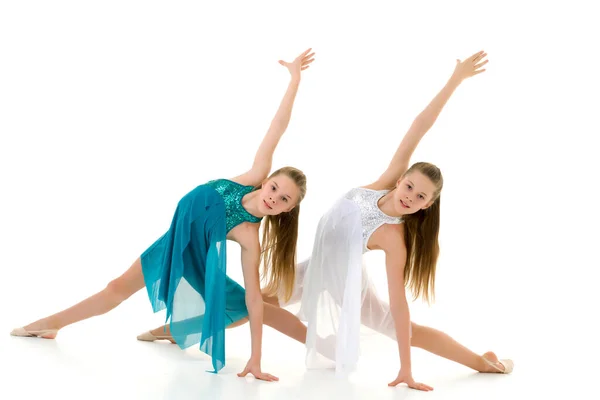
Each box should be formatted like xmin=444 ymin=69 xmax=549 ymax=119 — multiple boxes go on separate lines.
xmin=140 ymin=178 xmax=262 ymax=372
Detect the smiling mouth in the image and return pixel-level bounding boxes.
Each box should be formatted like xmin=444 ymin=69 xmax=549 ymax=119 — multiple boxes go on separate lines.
xmin=264 ymin=200 xmax=272 ymax=210
xmin=400 ymin=200 xmax=410 ymax=208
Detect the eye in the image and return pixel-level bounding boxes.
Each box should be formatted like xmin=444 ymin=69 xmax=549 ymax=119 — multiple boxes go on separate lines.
xmin=407 ymin=184 xmax=412 ymax=190
xmin=271 ymin=185 xmax=276 ymax=191
xmin=418 ymin=194 xmax=424 ymax=200
xmin=282 ymin=197 xmax=288 ymax=203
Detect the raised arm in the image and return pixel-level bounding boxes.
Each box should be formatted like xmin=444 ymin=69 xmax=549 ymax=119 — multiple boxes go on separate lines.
xmin=233 ymin=48 xmax=315 ymax=187
xmin=236 ymin=230 xmax=279 ymax=382
xmin=368 ymin=51 xmax=488 ymax=190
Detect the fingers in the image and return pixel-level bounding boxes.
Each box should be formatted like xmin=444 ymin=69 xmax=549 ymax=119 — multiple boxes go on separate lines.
xmin=457 ymin=51 xmax=488 ymax=77
xmin=301 ymin=57 xmax=315 ymax=70
xmin=280 ymin=49 xmax=316 ymax=71
xmin=293 ymin=48 xmax=313 ymax=62
xmin=299 ymin=48 xmax=313 ymax=58
xmin=412 ymin=382 xmax=434 ymax=391
xmin=474 ymin=59 xmax=489 ymax=69
xmin=470 ymin=58 xmax=489 ymax=76
xmin=257 ymin=372 xmax=279 ymax=382
xmin=474 ymin=52 xmax=488 ymax=63
xmin=469 ymin=50 xmax=485 ymax=61
xmin=301 ymin=53 xmax=316 ymax=70
xmin=472 ymin=69 xmax=486 ymax=75
xmin=458 ymin=51 xmax=487 ymax=66
xmin=388 ymin=376 xmax=433 ymax=391
xmin=238 ymin=367 xmax=279 ymax=382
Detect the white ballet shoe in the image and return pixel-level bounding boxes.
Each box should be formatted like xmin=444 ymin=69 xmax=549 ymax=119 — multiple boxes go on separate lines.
xmin=136 ymin=331 xmax=176 ymax=343
xmin=10 ymin=327 xmax=58 ymax=339
xmin=482 ymin=355 xmax=514 ymax=374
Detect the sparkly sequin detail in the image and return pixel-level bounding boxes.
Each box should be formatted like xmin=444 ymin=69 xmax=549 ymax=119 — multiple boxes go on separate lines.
xmin=205 ymin=179 xmax=262 ymax=232
xmin=344 ymin=187 xmax=403 ymax=252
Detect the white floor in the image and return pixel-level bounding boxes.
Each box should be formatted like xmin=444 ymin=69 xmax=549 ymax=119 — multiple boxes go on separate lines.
xmin=4 ymin=293 xmax=594 ymax=400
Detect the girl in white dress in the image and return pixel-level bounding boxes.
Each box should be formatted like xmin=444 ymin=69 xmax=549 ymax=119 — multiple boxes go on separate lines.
xmin=277 ymin=50 xmax=513 ymax=391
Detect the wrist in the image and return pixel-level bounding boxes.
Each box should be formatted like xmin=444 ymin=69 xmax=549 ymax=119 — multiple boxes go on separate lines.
xmin=447 ymin=74 xmax=463 ymax=87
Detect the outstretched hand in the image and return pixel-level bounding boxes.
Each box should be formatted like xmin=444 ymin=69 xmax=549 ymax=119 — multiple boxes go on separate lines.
xmin=388 ymin=369 xmax=433 ymax=391
xmin=279 ymin=48 xmax=316 ymax=80
xmin=238 ymin=358 xmax=279 ymax=382
xmin=452 ymin=50 xmax=488 ymax=82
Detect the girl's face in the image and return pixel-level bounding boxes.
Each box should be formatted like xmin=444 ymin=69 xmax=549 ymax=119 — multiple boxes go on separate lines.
xmin=392 ymin=171 xmax=438 ymax=215
xmin=258 ymin=175 xmax=300 ymax=215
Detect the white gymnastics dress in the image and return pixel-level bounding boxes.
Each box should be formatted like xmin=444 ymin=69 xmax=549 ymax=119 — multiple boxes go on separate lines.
xmin=279 ymin=187 xmax=408 ymax=376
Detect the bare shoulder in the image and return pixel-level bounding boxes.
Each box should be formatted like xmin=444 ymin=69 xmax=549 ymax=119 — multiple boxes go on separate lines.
xmin=370 ymin=222 xmax=406 ymax=254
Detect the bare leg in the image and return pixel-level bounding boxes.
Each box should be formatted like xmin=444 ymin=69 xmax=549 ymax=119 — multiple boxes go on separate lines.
xmin=18 ymin=257 xmax=146 ymax=339
xmin=139 ymin=279 xmax=509 ymax=373
xmin=223 ymin=294 xmax=499 ymax=370
xmin=145 ymin=317 xmax=248 ymax=341
xmin=142 ymin=258 xmax=310 ymax=342
xmin=145 ymin=293 xmax=307 ymax=344
xmin=263 ymin=303 xmax=306 ymax=343
xmin=360 ymin=288 xmax=507 ymax=373
xmin=411 ymin=323 xmax=505 ymax=372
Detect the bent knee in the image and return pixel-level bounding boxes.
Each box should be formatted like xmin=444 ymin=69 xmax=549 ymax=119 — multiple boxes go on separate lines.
xmin=262 ymin=293 xmax=280 ymax=306
xmin=105 ymin=278 xmax=135 ymax=302
xmin=410 ymin=322 xmax=423 ymax=344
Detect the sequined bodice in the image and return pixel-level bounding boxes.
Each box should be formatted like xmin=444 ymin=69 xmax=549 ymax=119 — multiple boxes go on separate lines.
xmin=205 ymin=179 xmax=262 ymax=232
xmin=344 ymin=187 xmax=403 ymax=252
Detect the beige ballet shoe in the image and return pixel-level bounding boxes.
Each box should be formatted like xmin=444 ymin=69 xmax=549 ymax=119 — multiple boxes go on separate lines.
xmin=136 ymin=331 xmax=176 ymax=343
xmin=10 ymin=327 xmax=58 ymax=339
xmin=482 ymin=355 xmax=514 ymax=374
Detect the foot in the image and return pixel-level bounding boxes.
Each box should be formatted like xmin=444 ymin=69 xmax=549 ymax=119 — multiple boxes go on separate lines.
xmin=137 ymin=326 xmax=176 ymax=344
xmin=480 ymin=351 xmax=514 ymax=374
xmin=11 ymin=319 xmax=58 ymax=339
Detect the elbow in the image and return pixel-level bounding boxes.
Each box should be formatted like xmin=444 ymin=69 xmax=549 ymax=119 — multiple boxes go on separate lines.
xmin=390 ymin=299 xmax=409 ymax=318
xmin=245 ymin=292 xmax=263 ymax=309
xmin=412 ymin=116 xmax=431 ymax=131
xmin=269 ymin=123 xmax=289 ymax=136
xmin=270 ymin=118 xmax=289 ymax=129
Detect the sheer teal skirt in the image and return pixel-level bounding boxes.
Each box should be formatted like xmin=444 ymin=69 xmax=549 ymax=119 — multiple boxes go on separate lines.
xmin=140 ymin=184 xmax=249 ymax=373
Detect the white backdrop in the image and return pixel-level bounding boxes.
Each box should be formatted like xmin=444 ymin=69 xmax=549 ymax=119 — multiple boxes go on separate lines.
xmin=1 ymin=0 xmax=599 ymax=395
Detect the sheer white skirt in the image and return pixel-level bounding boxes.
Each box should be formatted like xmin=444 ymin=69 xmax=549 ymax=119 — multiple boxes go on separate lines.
xmin=278 ymin=196 xmax=409 ymax=376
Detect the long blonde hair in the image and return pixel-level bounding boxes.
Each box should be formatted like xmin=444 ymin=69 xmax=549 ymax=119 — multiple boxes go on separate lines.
xmin=259 ymin=166 xmax=307 ymax=303
xmin=399 ymin=162 xmax=443 ymax=305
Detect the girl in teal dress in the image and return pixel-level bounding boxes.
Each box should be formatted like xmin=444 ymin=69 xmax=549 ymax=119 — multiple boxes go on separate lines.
xmin=10 ymin=48 xmax=316 ymax=382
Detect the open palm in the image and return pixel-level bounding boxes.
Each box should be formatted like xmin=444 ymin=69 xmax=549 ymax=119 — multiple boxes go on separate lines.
xmin=453 ymin=50 xmax=488 ymax=81
xmin=279 ymin=48 xmax=316 ymax=79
